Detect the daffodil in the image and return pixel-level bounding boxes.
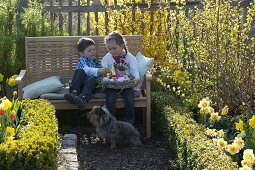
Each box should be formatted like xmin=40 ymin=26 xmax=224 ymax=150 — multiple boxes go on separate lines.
xmin=198 ymin=97 xmax=211 ymax=109
xmin=236 ymin=119 xmax=244 ymax=132
xmin=239 ymin=165 xmax=252 ymax=170
xmin=226 ymin=143 xmax=240 ymax=155
xmin=233 ymin=137 xmax=245 ymax=150
xmin=209 ymin=112 xmax=221 ymax=121
xmin=0 ymin=98 xmax=12 ymax=111
xmin=248 ymin=115 xmax=255 ymax=128
xmin=242 ymin=149 xmax=254 ymax=165
xmin=200 ymin=106 xmax=214 ymax=114
xmin=220 ymin=105 xmax=229 ymax=115
xmin=8 ymin=77 xmax=16 ymax=87
xmin=217 ymin=138 xmax=227 ymax=149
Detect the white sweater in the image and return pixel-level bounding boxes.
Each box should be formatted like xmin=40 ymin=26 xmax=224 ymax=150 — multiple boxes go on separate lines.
xmin=101 ymin=52 xmax=140 ymax=81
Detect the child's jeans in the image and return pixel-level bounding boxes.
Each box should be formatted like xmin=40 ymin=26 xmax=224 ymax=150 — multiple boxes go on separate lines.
xmin=70 ymin=69 xmax=96 ymax=100
xmin=105 ymin=88 xmax=135 ymax=124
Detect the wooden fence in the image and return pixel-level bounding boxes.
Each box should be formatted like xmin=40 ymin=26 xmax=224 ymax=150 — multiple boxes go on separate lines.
xmin=26 ymin=0 xmax=251 ymax=36
xmin=36 ymin=0 xmax=203 ymax=36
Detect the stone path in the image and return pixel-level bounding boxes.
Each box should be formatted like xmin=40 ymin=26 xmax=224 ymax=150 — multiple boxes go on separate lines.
xmin=58 ymin=134 xmax=79 ymax=170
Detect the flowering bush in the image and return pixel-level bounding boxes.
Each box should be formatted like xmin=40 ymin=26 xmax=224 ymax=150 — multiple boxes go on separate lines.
xmin=0 ymin=73 xmax=18 ymax=99
xmin=0 ymin=91 xmax=20 ymax=143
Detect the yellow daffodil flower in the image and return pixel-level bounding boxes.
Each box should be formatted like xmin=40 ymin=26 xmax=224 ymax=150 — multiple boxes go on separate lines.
xmin=198 ymin=97 xmax=211 ymax=109
xmin=242 ymin=149 xmax=254 ymax=165
xmin=217 ymin=138 xmax=227 ymax=149
xmin=8 ymin=78 xmax=16 ymax=87
xmin=239 ymin=165 xmax=252 ymax=170
xmin=233 ymin=137 xmax=245 ymax=150
xmin=220 ymin=105 xmax=229 ymax=115
xmin=200 ymin=106 xmax=214 ymax=114
xmin=210 ymin=112 xmax=221 ymax=121
xmin=236 ymin=119 xmax=244 ymax=132
xmin=248 ymin=115 xmax=255 ymax=128
xmin=226 ymin=143 xmax=240 ymax=155
xmin=0 ymin=98 xmax=12 ymax=111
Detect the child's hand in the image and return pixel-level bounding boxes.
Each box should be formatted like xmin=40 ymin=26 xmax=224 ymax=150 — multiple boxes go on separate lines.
xmin=98 ymin=68 xmax=111 ymax=76
xmin=131 ymin=79 xmax=139 ymax=86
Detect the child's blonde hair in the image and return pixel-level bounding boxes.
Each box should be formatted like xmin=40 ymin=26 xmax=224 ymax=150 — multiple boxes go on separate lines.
xmin=104 ymin=30 xmax=128 ymax=53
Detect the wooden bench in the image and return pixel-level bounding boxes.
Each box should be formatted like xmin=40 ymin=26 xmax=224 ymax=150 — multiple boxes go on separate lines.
xmin=16 ymin=35 xmax=152 ymax=138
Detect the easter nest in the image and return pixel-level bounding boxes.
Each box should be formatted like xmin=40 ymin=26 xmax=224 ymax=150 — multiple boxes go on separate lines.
xmin=97 ymin=76 xmax=134 ymax=89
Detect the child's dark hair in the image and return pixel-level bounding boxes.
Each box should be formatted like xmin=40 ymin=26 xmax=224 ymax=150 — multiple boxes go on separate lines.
xmin=104 ymin=30 xmax=128 ymax=53
xmin=77 ymin=37 xmax=95 ymax=52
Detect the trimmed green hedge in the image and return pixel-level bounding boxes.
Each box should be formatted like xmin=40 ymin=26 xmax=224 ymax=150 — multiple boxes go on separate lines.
xmin=152 ymin=91 xmax=239 ymax=169
xmin=0 ymin=99 xmax=59 ymax=169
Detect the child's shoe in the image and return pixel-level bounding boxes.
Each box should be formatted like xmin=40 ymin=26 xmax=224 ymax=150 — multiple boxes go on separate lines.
xmin=74 ymin=96 xmax=88 ymax=110
xmin=64 ymin=91 xmax=78 ymax=104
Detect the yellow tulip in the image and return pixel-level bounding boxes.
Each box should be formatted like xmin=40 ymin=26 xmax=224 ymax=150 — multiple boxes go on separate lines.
xmin=248 ymin=115 xmax=255 ymax=128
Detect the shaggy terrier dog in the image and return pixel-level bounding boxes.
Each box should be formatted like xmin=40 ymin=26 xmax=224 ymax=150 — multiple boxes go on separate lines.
xmin=86 ymin=105 xmax=142 ymax=148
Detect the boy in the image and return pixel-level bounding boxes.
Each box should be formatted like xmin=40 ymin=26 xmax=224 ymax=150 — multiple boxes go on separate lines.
xmin=64 ymin=37 xmax=110 ymax=109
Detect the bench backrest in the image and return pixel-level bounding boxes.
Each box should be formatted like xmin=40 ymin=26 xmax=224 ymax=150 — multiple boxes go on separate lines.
xmin=25 ymin=35 xmax=142 ymax=84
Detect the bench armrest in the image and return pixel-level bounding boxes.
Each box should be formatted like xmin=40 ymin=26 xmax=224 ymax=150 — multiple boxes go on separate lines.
xmin=15 ymin=70 xmax=27 ymax=100
xmin=145 ymin=71 xmax=152 ymax=81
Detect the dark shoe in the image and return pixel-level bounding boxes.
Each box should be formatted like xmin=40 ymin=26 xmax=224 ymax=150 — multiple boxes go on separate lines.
xmin=64 ymin=92 xmax=77 ymax=104
xmin=74 ymin=96 xmax=88 ymax=110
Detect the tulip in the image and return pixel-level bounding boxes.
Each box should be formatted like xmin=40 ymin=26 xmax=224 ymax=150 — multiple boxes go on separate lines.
xmin=9 ymin=111 xmax=16 ymax=120
xmin=13 ymin=91 xmax=18 ymax=99
xmin=0 ymin=108 xmax=4 ymax=116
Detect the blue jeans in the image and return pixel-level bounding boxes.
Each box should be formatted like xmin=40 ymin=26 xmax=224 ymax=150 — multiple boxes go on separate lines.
xmin=70 ymin=69 xmax=96 ymax=100
xmin=106 ymin=88 xmax=135 ymax=124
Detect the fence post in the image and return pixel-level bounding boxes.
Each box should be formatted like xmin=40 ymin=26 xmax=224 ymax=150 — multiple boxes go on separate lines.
xmin=68 ymin=0 xmax=73 ymax=35
xmin=16 ymin=0 xmax=28 ymax=29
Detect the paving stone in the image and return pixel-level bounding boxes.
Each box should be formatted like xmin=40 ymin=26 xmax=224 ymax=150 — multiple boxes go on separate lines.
xmin=58 ymin=134 xmax=78 ymax=170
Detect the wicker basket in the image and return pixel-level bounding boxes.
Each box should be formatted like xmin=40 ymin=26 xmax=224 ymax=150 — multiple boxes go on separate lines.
xmin=97 ymin=77 xmax=134 ymax=89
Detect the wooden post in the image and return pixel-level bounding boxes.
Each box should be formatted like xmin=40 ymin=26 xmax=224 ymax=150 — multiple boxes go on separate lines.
xmin=86 ymin=0 xmax=90 ymax=35
xmin=78 ymin=0 xmax=81 ymax=35
xmin=50 ymin=1 xmax=54 ymax=33
xmin=68 ymin=0 xmax=73 ymax=35
xmin=59 ymin=0 xmax=63 ymax=34
xmin=104 ymin=0 xmax=109 ymax=34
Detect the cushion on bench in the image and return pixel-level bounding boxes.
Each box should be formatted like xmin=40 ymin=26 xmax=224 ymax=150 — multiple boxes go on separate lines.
xmin=22 ymin=76 xmax=64 ymax=99
xmin=40 ymin=88 xmax=142 ymax=100
xmin=135 ymin=52 xmax=154 ymax=90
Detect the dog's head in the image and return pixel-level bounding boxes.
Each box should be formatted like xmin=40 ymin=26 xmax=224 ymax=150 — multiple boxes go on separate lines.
xmin=86 ymin=105 xmax=111 ymax=126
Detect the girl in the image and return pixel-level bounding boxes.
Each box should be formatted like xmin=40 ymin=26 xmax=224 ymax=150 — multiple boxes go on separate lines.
xmin=101 ymin=31 xmax=140 ymax=124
